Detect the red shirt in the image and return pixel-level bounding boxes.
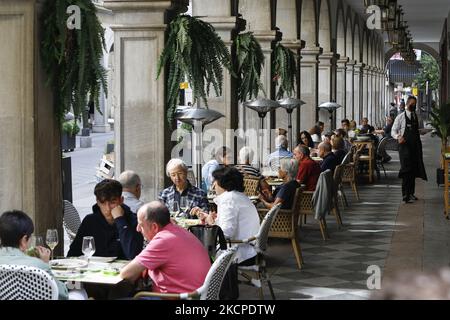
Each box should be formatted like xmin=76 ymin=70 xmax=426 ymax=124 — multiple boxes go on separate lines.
xmin=135 ymin=223 xmax=210 ymax=293
xmin=296 ymin=157 xmax=321 ymax=191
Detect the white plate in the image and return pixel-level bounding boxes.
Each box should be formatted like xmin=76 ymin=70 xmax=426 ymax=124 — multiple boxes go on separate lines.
xmin=50 ymin=259 xmax=88 ymax=269
xmin=85 ymin=256 xmax=117 ymax=263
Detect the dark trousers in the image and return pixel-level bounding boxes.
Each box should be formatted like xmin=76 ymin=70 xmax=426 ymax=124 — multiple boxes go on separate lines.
xmin=402 ymin=172 xmax=416 ymax=199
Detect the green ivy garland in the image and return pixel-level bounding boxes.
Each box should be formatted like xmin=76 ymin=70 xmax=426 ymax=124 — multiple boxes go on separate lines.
xmin=157 ymin=15 xmax=232 ymax=125
xmin=234 ymin=32 xmax=266 ymax=103
xmin=272 ymin=43 xmax=298 ymax=99
xmin=41 ymin=0 xmax=107 ymax=122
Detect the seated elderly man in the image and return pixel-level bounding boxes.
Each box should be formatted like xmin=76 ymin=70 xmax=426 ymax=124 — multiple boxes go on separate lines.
xmin=318 ymin=142 xmax=338 ymax=173
xmin=68 ymin=179 xmax=144 ymax=260
xmin=120 ymin=201 xmax=211 ymax=294
xmin=201 ymin=146 xmax=233 ymax=192
xmin=293 ymin=145 xmax=321 ymax=191
xmin=118 ymin=170 xmax=144 ymax=214
xmin=259 ymin=158 xmax=300 ymax=210
xmin=266 ymin=135 xmax=293 ymax=170
xmin=234 ymin=146 xmax=261 ymax=178
xmin=159 ymin=159 xmax=209 ymax=218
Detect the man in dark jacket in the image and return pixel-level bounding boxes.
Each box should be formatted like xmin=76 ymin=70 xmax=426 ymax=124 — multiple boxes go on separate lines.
xmin=68 ymin=179 xmax=144 ymax=260
xmin=318 ymin=142 xmax=338 ymax=174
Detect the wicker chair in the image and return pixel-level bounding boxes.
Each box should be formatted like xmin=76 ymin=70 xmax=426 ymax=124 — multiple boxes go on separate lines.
xmin=0 ymin=265 xmax=59 ymax=300
xmin=134 ymin=247 xmax=237 ymax=300
xmin=341 ymin=146 xmax=362 ymax=201
xmin=299 ymin=169 xmax=343 ymax=239
xmin=258 ymin=188 xmax=303 ymax=269
xmin=243 ymin=176 xmax=260 ymax=197
xmin=333 ymin=164 xmax=346 ymax=218
xmin=63 ymin=200 xmax=81 ymax=243
xmin=230 ymin=203 xmax=281 ymax=299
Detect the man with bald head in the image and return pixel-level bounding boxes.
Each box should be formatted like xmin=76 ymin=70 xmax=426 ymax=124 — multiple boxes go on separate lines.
xmin=120 ymin=201 xmax=210 ymax=294
xmin=118 ymin=170 xmax=144 ymax=214
xmin=318 ymin=142 xmax=338 ymax=173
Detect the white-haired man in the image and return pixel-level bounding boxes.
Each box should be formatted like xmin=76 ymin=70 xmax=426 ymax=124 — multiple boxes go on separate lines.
xmin=234 ymin=146 xmax=261 ymax=178
xmin=266 ymin=135 xmax=293 ymax=170
xmin=159 ymin=159 xmax=209 ymax=218
xmin=118 ymin=170 xmax=144 ymax=214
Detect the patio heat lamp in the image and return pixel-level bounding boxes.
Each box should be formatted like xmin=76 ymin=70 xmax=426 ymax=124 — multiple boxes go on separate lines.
xmin=175 ymin=104 xmax=224 ymax=188
xmin=243 ymin=99 xmax=281 ymax=169
xmin=318 ymin=102 xmax=342 ymax=131
xmin=278 ymin=98 xmax=306 ymax=151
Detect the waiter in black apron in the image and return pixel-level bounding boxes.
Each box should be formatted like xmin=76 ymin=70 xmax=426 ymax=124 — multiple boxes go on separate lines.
xmin=391 ymin=96 xmax=428 ymax=203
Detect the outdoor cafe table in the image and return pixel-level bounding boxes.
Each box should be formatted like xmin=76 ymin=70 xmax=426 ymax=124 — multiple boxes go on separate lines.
xmin=50 ymin=257 xmax=128 ymax=285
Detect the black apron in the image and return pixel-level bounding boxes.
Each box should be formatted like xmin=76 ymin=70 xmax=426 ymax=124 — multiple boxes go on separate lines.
xmin=398 ymin=113 xmax=427 ymax=180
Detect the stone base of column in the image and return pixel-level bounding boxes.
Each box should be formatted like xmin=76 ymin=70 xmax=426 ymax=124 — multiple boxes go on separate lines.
xmin=80 ymin=136 xmax=92 ymax=148
xmin=93 ymin=124 xmax=111 ymax=133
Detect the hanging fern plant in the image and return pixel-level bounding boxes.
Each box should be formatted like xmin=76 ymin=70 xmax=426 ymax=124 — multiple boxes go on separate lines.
xmin=234 ymin=32 xmax=266 ymax=103
xmin=41 ymin=0 xmax=107 ymax=122
xmin=273 ymin=43 xmax=298 ymax=99
xmin=157 ymin=15 xmax=232 ymax=125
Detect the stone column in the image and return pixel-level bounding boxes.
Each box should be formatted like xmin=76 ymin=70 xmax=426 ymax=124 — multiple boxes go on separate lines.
xmin=103 ymin=0 xmax=188 ymax=200
xmin=362 ymin=65 xmax=369 ymax=120
xmin=238 ymin=0 xmax=277 ymax=166
xmin=93 ymin=86 xmax=111 ymax=133
xmin=367 ymin=66 xmax=374 ymax=124
xmin=274 ymin=0 xmax=304 ymax=146
xmin=353 ymin=62 xmax=364 ymax=124
xmin=373 ymin=67 xmax=380 ymax=125
xmin=192 ymin=0 xmax=239 ymax=148
xmin=0 ymin=0 xmax=63 ymax=246
xmin=318 ymin=52 xmax=338 ymax=131
xmin=299 ymin=47 xmax=322 ymax=131
xmin=336 ymin=57 xmax=348 ymax=124
xmin=345 ymin=60 xmax=355 ymax=120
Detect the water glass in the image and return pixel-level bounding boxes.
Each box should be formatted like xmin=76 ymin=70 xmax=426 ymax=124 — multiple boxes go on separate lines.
xmin=82 ymin=236 xmax=96 ymax=264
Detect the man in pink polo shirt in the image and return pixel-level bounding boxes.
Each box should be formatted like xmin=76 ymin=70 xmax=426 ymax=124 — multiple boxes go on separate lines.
xmin=120 ymin=201 xmax=210 ymax=293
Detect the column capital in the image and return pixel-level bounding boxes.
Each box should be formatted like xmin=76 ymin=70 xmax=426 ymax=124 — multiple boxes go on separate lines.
xmin=346 ymin=59 xmax=356 ymax=66
xmin=281 ymin=39 xmax=306 ymax=51
xmin=302 ymin=46 xmax=323 ymax=56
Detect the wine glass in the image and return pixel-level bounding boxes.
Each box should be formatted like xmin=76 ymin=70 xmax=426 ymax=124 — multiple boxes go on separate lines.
xmin=46 ymin=229 xmax=59 ymax=261
xmin=179 ymin=197 xmax=188 ymax=216
xmin=30 ymin=235 xmax=44 ymax=248
xmin=169 ymin=201 xmax=180 ymax=217
xmin=82 ymin=236 xmax=96 ymax=264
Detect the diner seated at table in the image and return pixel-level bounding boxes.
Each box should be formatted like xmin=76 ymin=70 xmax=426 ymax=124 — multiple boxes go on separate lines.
xmin=258 ymin=158 xmax=300 ymax=210
xmin=194 ymin=167 xmax=260 ymax=266
xmin=331 ymin=136 xmax=347 ymax=165
xmin=318 ymin=142 xmax=338 ymax=173
xmin=340 ymin=119 xmax=350 ymax=132
xmin=234 ymin=146 xmax=262 ymax=178
xmin=67 ymin=179 xmax=144 ymax=260
xmin=266 ymin=135 xmax=293 ymax=170
xmin=118 ymin=170 xmax=144 ymax=215
xmin=159 ymin=158 xmax=209 ymax=218
xmin=0 ymin=210 xmax=87 ymax=300
xmin=309 ymin=122 xmax=324 ymax=147
xmin=293 ymin=145 xmax=321 ymax=191
xmin=201 ymin=146 xmax=233 ymax=192
xmin=120 ymin=201 xmax=211 ymax=294
xmin=359 ymin=117 xmax=375 ymax=134
xmin=348 ymin=120 xmax=358 ymax=139
xmin=334 ymin=128 xmax=353 ymax=153
xmin=298 ymin=130 xmax=314 ymax=149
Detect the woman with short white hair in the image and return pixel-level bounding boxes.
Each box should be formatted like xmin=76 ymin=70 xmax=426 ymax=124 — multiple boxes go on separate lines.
xmin=259 ymin=158 xmax=300 ymax=210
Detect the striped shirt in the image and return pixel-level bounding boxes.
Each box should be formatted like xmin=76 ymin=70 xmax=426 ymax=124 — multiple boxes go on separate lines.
xmin=234 ymin=164 xmax=262 ymax=179
xmin=158 ymin=181 xmax=209 ymax=215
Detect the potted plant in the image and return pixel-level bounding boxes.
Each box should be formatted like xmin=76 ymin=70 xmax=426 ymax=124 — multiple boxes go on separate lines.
xmin=61 ymin=120 xmax=80 ymax=152
xmin=234 ymin=32 xmax=265 ymax=103
xmin=428 ymin=102 xmax=450 ymax=184
xmin=157 ymin=15 xmax=232 ymax=125
xmin=272 ymin=42 xmax=298 ymax=99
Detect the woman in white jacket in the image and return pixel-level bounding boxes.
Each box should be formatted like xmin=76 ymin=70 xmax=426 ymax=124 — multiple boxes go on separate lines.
xmin=193 ymin=167 xmax=260 ymax=266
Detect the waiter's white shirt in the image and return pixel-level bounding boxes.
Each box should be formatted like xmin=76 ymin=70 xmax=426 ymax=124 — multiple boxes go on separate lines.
xmin=391 ymin=110 xmax=424 ymax=140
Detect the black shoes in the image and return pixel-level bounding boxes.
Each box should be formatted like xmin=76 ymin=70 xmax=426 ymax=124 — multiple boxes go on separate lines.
xmin=403 ymin=195 xmax=418 ymax=203
xmin=382 ymin=156 xmax=392 ymax=163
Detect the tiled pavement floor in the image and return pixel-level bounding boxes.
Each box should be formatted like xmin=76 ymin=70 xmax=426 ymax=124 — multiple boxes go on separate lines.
xmin=69 ymin=132 xmax=450 ymax=299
